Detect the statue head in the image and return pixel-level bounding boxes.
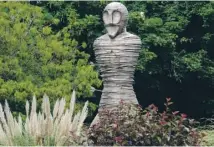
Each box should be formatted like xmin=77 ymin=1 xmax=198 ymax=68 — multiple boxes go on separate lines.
xmin=103 ymin=2 xmax=128 ymax=39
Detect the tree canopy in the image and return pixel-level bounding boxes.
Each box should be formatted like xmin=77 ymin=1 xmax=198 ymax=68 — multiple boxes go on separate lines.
xmin=0 ymin=1 xmax=214 ymax=119
xmin=0 ymin=2 xmax=101 ymax=114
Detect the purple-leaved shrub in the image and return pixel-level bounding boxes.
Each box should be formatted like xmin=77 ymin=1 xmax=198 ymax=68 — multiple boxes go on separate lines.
xmin=88 ymin=98 xmax=205 ymax=146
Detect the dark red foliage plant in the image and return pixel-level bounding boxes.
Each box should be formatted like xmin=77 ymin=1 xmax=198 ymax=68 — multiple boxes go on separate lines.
xmin=87 ymin=98 xmax=205 ymax=146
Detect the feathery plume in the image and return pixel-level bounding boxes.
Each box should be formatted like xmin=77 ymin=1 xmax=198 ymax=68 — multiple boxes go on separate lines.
xmin=26 ymin=100 xmax=29 ymax=118
xmin=70 ymin=90 xmax=76 ymax=118
xmin=0 ymin=90 xmax=88 ymax=146
xmin=76 ymin=101 xmax=88 ymax=136
xmin=53 ymin=99 xmax=59 ymax=119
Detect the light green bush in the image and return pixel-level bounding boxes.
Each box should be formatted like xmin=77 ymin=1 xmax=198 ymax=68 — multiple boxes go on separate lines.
xmin=0 ymin=90 xmax=88 ymax=146
xmin=201 ymin=129 xmax=214 ymax=146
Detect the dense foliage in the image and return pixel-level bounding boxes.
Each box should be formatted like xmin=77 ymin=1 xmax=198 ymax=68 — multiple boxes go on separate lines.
xmin=0 ymin=2 xmax=101 ymax=114
xmin=0 ymin=1 xmax=214 ymax=120
xmin=88 ymin=98 xmax=204 ymax=146
xmin=0 ymin=1 xmax=214 ymax=146
xmin=35 ymin=1 xmax=214 ymax=118
xmin=127 ymin=1 xmax=214 ymax=118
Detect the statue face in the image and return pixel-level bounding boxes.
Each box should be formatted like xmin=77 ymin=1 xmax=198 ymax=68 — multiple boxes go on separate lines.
xmin=103 ymin=2 xmax=128 ymax=38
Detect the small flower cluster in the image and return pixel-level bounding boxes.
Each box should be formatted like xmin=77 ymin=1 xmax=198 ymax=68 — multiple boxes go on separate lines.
xmin=88 ymin=98 xmax=204 ymax=146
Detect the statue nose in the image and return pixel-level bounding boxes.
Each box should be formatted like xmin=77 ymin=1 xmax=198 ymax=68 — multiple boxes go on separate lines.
xmin=106 ymin=16 xmax=113 ymax=25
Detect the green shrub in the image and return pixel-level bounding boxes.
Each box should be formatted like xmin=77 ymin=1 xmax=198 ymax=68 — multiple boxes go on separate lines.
xmin=201 ymin=129 xmax=214 ymax=146
xmin=0 ymin=90 xmax=88 ymax=146
xmin=0 ymin=2 xmax=101 ymax=116
xmin=88 ymin=98 xmax=204 ymax=146
xmin=198 ymin=117 xmax=214 ymax=146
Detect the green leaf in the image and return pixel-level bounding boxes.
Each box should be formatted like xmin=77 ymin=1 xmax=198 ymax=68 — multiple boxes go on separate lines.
xmin=81 ymin=42 xmax=87 ymax=49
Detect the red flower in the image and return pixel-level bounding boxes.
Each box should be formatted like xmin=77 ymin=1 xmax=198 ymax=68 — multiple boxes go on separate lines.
xmin=172 ymin=111 xmax=179 ymax=115
xmin=114 ymin=136 xmax=123 ymax=142
xmin=166 ymin=97 xmax=171 ymax=102
xmin=181 ymin=113 xmax=187 ymax=118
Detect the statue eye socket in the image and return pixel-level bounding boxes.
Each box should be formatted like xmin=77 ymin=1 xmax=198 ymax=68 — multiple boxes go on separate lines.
xmin=112 ymin=11 xmax=121 ymax=24
xmin=103 ymin=11 xmax=110 ymax=24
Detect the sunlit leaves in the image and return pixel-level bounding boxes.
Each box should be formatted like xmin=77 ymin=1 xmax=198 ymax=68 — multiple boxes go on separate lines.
xmin=181 ymin=50 xmax=207 ymax=72
xmin=0 ymin=2 xmax=101 ymax=111
xmin=42 ymin=26 xmax=52 ymax=35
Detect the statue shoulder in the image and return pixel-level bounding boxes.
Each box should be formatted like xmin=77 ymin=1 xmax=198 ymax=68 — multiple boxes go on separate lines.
xmin=93 ymin=34 xmax=109 ymax=47
xmin=124 ymin=32 xmax=141 ymax=41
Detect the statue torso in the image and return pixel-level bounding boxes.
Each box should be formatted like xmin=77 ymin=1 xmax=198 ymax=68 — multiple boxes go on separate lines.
xmin=93 ymin=32 xmax=141 ymax=109
xmin=94 ymin=32 xmax=141 ymax=82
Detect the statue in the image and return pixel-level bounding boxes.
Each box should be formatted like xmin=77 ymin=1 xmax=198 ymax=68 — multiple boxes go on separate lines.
xmin=92 ymin=2 xmax=141 ymax=123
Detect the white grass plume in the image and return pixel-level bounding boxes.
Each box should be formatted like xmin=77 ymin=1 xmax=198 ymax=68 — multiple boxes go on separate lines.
xmin=0 ymin=90 xmax=88 ymax=146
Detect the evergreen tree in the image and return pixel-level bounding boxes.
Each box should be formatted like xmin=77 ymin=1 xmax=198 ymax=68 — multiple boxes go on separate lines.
xmin=0 ymin=2 xmax=101 ymax=114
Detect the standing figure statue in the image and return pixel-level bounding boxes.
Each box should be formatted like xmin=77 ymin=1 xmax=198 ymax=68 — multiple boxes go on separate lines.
xmin=93 ymin=2 xmax=141 ymax=115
